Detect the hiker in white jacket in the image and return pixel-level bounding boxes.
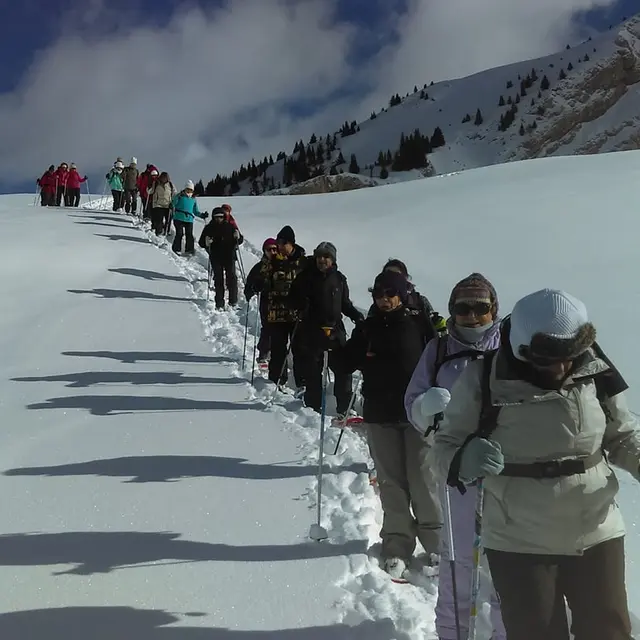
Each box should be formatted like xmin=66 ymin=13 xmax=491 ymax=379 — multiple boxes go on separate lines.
xmin=148 ymin=172 xmax=176 ymax=236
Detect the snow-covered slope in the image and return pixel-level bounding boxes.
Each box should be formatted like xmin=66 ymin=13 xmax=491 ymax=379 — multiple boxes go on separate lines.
xmin=4 ymin=147 xmax=640 ymax=637
xmin=223 ymin=14 xmax=640 ymax=194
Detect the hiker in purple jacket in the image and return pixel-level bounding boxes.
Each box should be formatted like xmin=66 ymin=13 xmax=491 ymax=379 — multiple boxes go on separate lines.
xmin=404 ymin=273 xmax=505 ymax=640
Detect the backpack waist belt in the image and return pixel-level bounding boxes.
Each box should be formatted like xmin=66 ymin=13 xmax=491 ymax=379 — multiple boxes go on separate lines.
xmin=175 ymin=209 xmax=193 ymax=216
xmin=500 ymin=450 xmax=602 ymax=479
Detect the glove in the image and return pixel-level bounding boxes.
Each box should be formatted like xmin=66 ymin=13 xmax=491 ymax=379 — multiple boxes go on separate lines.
xmin=410 ymin=387 xmax=451 ymax=436
xmin=201 ymin=212 xmax=209 ymax=220
xmin=233 ymin=229 xmax=240 ymax=240
xmin=84 ymin=176 xmax=88 ymax=180
xmin=432 ymin=313 xmax=447 ymax=333
xmin=459 ymin=438 xmax=504 ymax=483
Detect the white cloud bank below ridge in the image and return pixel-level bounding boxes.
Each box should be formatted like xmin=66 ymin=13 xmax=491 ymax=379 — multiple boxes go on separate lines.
xmin=0 ymin=0 xmax=619 ymax=187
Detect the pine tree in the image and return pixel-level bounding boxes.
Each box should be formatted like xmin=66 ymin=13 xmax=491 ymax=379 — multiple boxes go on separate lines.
xmin=420 ymin=90 xmax=425 ymax=99
xmin=499 ymin=95 xmax=505 ymax=106
xmin=337 ymin=151 xmax=345 ymax=164
xmin=520 ymin=82 xmax=527 ymax=97
xmin=329 ymin=165 xmax=338 ymax=176
xmin=386 ymin=150 xmax=392 ymax=163
xmin=519 ymin=123 xmax=525 ymax=136
xmin=316 ymin=141 xmax=325 ymax=162
xmin=380 ymin=165 xmax=389 ymax=179
xmin=462 ymin=113 xmax=471 ymax=123
xmin=507 ymin=96 xmax=513 ymax=105
xmin=531 ymin=67 xmax=538 ymax=82
xmin=537 ymin=105 xmax=545 ymax=116
xmin=506 ymin=80 xmax=513 ymax=89
xmin=474 ymin=108 xmax=483 ymax=125
xmin=431 ymin=126 xmax=445 ymax=148
xmin=194 ymin=179 xmax=205 ymax=196
xmin=515 ymin=93 xmax=521 ymax=104
xmin=269 ymin=155 xmax=274 ymax=165
xmin=567 ymin=62 xmax=573 ymax=71
xmin=377 ymin=150 xmax=385 ymax=165
xmin=370 ymin=111 xmax=377 ymax=120
xmin=584 ymin=53 xmax=590 ymax=61
xmin=566 ymin=44 xmax=571 ymax=50
xmin=559 ymin=68 xmax=567 ymax=80
xmin=414 ymin=85 xmax=418 ymax=93
xmin=309 ymin=133 xmax=317 ymax=144
xmin=531 ymin=98 xmax=535 ymax=106
xmin=532 ymin=120 xmax=538 ymax=130
xmin=540 ymin=75 xmax=550 ymax=91
xmin=348 ymin=154 xmax=360 ymax=174
xmin=230 ymin=174 xmax=240 ymax=194
xmin=538 ymin=90 xmax=542 ymax=99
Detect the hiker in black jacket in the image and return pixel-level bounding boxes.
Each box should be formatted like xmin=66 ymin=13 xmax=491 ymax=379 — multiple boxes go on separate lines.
xmin=244 ymin=237 xmax=278 ymax=364
xmin=342 ymin=269 xmax=442 ymax=578
xmin=199 ymin=207 xmax=243 ymax=309
xmin=290 ymin=241 xmax=364 ymax=417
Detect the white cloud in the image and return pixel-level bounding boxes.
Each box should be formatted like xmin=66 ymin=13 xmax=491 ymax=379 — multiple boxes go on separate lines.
xmin=0 ymin=0 xmax=620 ymax=186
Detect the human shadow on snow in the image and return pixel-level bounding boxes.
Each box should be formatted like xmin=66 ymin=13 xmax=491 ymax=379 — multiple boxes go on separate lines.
xmin=70 ymin=213 xmax=129 ymax=224
xmin=4 ymin=454 xmax=367 ymax=483
xmin=0 ymin=606 xmax=400 ymax=639
xmin=12 ymin=371 xmax=245 ymax=388
xmin=94 ymin=232 xmax=149 ymax=244
xmin=61 ymin=350 xmax=235 ymax=365
xmin=0 ymin=532 xmax=367 ymax=575
xmin=68 ymin=288 xmax=191 ymax=303
xmin=26 ymin=395 xmax=259 ymax=416
xmin=73 ymin=221 xmax=132 ymax=230
xmin=108 ymin=267 xmax=187 ymax=283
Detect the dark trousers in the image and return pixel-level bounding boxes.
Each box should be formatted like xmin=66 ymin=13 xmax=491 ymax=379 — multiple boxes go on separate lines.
xmin=56 ymin=186 xmax=66 ymax=206
xmin=210 ymin=257 xmax=238 ymax=308
xmin=111 ymin=190 xmax=124 ymax=211
xmin=268 ymin=322 xmax=304 ymax=387
xmin=67 ymin=187 xmax=80 ymax=207
xmin=486 ymin=537 xmax=632 ymax=640
xmin=151 ymin=207 xmax=170 ymax=235
xmin=41 ymin=191 xmax=55 ymax=206
xmin=124 ymin=188 xmax=137 ymax=214
xmin=172 ymin=220 xmax=194 ymax=254
xmin=302 ymin=347 xmax=352 ymax=414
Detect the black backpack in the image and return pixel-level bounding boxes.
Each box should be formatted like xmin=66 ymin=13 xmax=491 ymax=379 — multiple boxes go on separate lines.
xmin=446 ymin=342 xmax=627 ymax=494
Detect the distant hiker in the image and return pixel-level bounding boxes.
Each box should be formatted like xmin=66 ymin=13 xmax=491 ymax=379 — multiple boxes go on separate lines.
xmin=290 ymin=241 xmax=363 ymax=418
xmin=54 ymin=162 xmax=69 ymax=206
xmin=121 ymin=157 xmax=139 ymax=215
xmin=106 ymin=161 xmax=125 ymax=212
xmin=244 ymin=237 xmax=278 ymax=365
xmin=65 ymin=164 xmax=88 ymax=207
xmin=260 ymin=225 xmax=307 ymax=389
xmin=370 ymin=258 xmax=444 ymax=343
xmin=37 ymin=166 xmax=56 ymax=207
xmin=221 ymin=203 xmax=239 ymax=230
xmin=343 ymin=269 xmax=442 ymax=581
xmin=147 ymin=172 xmax=175 ymax=236
xmin=431 ymin=288 xmax=640 ymax=640
xmin=199 ymin=207 xmax=244 ymax=309
xmin=405 ymin=273 xmax=504 ymax=640
xmin=171 ymin=180 xmax=208 ymax=255
xmin=138 ymin=164 xmax=159 ymax=217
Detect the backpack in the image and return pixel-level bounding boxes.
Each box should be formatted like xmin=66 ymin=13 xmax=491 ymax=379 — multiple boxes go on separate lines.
xmin=447 ymin=342 xmax=627 ymax=494
xmin=432 ymin=334 xmax=485 ymax=384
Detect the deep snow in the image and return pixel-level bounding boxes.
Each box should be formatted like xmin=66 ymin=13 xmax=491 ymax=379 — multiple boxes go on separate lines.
xmin=4 ymin=147 xmax=640 ymax=637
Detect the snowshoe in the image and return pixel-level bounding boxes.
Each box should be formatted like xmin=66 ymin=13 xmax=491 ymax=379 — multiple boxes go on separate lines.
xmin=381 ymin=557 xmax=410 ymax=584
xmin=331 ymin=411 xmax=363 ymax=428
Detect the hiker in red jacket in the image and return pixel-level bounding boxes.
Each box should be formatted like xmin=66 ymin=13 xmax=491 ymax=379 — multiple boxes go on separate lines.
xmin=54 ymin=163 xmax=70 ymax=206
xmin=221 ymin=203 xmax=239 ymax=230
xmin=66 ymin=164 xmax=88 ymax=207
xmin=37 ymin=166 xmax=57 ymax=207
xmin=138 ymin=165 xmax=159 ymax=218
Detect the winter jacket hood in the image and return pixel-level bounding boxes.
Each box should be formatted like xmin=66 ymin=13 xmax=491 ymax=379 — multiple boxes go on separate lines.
xmin=429 ymin=325 xmax=640 ymax=556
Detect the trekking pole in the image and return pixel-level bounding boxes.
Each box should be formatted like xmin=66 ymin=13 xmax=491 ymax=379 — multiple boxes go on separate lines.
xmin=332 ymin=373 xmax=362 ymax=455
xmin=241 ymin=296 xmax=251 ymax=370
xmin=250 ymin=294 xmax=261 ymax=387
xmin=444 ymin=486 xmax=462 ymax=640
xmin=33 ymin=184 xmax=41 ymax=207
xmin=468 ymin=479 xmax=485 ymax=640
xmin=85 ymin=179 xmax=93 ymax=208
xmin=206 ymin=254 xmax=212 ymax=303
xmin=236 ymin=249 xmax=247 ymax=286
xmin=309 ymin=348 xmax=330 ymax=542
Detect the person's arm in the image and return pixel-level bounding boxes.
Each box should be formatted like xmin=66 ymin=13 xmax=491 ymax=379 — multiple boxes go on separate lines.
xmin=602 ymin=392 xmax=640 ymax=480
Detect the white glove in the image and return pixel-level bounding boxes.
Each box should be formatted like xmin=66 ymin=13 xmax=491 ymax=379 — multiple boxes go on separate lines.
xmin=233 ymin=229 xmax=240 ymax=240
xmin=410 ymin=387 xmax=451 ymax=436
xmin=205 ymin=236 xmax=213 ymax=248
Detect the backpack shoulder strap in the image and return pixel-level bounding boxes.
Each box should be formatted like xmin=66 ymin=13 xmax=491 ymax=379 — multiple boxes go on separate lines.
xmin=432 ymin=335 xmax=448 ymax=385
xmin=447 ymin=349 xmax=500 ymax=494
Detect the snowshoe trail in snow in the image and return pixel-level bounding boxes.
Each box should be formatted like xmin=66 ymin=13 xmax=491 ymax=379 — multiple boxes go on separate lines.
xmin=115 ymin=212 xmax=440 ymax=638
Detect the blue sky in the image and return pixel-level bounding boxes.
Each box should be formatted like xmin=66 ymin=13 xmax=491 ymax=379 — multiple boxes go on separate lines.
xmin=0 ymin=0 xmax=636 ymax=192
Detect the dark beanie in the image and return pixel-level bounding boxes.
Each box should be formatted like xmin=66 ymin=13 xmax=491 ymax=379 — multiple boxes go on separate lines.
xmin=314 ymin=241 xmax=337 ymax=261
xmin=448 ymin=272 xmax=498 ymax=316
xmin=276 ymin=225 xmax=295 ymax=245
xmin=383 ymin=258 xmax=409 ymax=277
xmin=372 ymin=270 xmax=409 ymax=303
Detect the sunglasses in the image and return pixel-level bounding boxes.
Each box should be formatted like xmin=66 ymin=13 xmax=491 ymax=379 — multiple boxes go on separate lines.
xmin=372 ymin=288 xmax=400 ymax=299
xmin=315 ymin=253 xmax=333 ymax=260
xmin=453 ymin=301 xmax=492 ymax=316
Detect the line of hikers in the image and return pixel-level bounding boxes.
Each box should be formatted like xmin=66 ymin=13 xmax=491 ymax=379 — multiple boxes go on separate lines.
xmin=36 ymin=163 xmax=88 ymax=207
xmin=195 ymin=215 xmax=639 ymax=640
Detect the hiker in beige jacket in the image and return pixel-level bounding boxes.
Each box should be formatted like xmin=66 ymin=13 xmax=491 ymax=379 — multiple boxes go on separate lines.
xmin=148 ymin=172 xmax=176 ymax=236
xmin=430 ymin=288 xmax=640 ymax=640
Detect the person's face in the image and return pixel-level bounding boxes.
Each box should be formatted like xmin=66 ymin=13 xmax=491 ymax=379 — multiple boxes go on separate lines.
xmin=213 ymin=215 xmax=224 ymax=224
xmin=315 ymin=253 xmax=333 ymax=272
xmin=185 ymin=188 xmax=194 ymax=197
xmin=263 ymin=244 xmax=278 ymax=258
xmin=374 ymin=289 xmax=401 ymax=312
xmin=160 ymin=175 xmax=168 ymax=184
xmin=277 ymin=240 xmax=294 ymax=256
xmin=453 ymin=300 xmax=493 ymax=327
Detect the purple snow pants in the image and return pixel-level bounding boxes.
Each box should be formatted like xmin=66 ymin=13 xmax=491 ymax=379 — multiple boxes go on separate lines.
xmin=437 ymin=484 xmax=506 ymax=640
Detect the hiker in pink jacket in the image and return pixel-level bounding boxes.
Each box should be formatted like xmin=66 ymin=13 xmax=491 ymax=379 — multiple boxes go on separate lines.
xmin=54 ymin=163 xmax=69 ymax=206
xmin=405 ymin=273 xmax=505 ymax=640
xmin=66 ymin=164 xmax=88 ymax=207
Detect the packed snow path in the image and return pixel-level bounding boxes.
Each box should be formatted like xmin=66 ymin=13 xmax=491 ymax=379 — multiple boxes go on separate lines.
xmin=0 ymin=202 xmax=442 ymax=639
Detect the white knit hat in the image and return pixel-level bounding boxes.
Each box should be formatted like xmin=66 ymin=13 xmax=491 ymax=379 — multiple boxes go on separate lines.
xmin=184 ymin=179 xmax=195 ymax=190
xmin=131 ymin=157 xmax=137 ymax=165
xmin=510 ymin=289 xmax=589 ymax=362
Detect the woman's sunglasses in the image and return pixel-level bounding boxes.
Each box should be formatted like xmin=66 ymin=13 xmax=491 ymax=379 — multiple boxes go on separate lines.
xmin=453 ymin=301 xmax=492 ymax=316
xmin=372 ymin=287 xmax=400 ymax=300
